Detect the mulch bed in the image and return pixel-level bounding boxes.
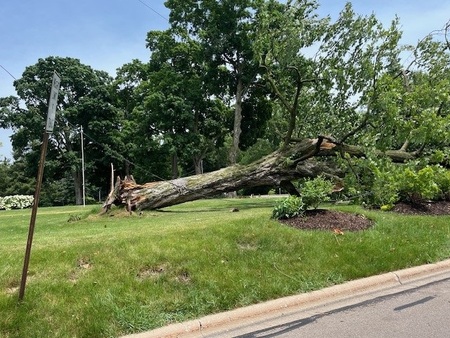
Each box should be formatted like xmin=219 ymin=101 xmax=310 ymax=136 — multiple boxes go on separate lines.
xmin=279 ymin=209 xmax=373 ymax=232
xmin=279 ymin=201 xmax=450 ymax=232
xmin=391 ymin=201 xmax=450 ymax=215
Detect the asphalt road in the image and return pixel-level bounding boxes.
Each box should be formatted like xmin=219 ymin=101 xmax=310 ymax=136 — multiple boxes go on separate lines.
xmin=204 ymin=272 xmax=450 ymax=338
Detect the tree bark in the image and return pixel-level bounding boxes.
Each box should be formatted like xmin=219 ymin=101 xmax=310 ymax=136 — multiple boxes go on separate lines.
xmin=103 ymin=137 xmax=418 ymax=212
xmin=171 ymin=153 xmax=178 ymax=179
xmin=73 ymin=169 xmax=83 ymax=205
xmin=193 ymin=155 xmax=203 ymax=175
xmin=229 ymin=74 xmax=243 ymax=165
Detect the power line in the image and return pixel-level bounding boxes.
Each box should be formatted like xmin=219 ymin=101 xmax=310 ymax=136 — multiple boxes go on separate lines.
xmin=137 ymin=0 xmax=168 ymax=21
xmin=62 ymin=118 xmax=167 ymax=184
xmin=75 ymin=123 xmax=217 ymax=201
xmin=0 ymin=64 xmax=17 ymax=80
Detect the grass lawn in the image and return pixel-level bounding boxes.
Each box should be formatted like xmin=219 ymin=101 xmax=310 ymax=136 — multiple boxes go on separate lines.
xmin=1 ymin=198 xmax=450 ymax=337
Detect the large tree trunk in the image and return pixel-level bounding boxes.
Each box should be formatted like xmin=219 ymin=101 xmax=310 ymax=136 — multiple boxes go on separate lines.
xmin=227 ymin=71 xmax=244 ymax=199
xmin=193 ymin=155 xmax=203 ymax=175
xmin=171 ymin=153 xmax=178 ymax=179
xmin=73 ymin=169 xmax=83 ymax=205
xmin=103 ymin=137 xmax=417 ymax=212
xmin=229 ymin=75 xmax=243 ymax=165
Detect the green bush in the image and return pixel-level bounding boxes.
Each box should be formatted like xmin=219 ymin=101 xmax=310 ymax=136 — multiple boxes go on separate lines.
xmin=300 ymin=175 xmax=334 ymax=209
xmin=272 ymin=195 xmax=305 ymax=219
xmin=341 ymin=156 xmax=449 ymax=208
xmin=370 ymin=160 xmax=400 ymax=208
xmin=433 ymin=166 xmax=450 ymax=201
xmin=396 ymin=166 xmax=440 ymax=204
xmin=371 ymin=164 xmax=443 ymax=206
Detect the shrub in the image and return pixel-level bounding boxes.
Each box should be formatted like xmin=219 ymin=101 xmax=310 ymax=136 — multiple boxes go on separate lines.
xmin=370 ymin=164 xmax=443 ymax=207
xmin=272 ymin=195 xmax=305 ymax=220
xmin=0 ymin=195 xmax=34 ymax=210
xmin=433 ymin=166 xmax=450 ymax=201
xmin=396 ymin=166 xmax=440 ymax=204
xmin=370 ymin=160 xmax=400 ymax=208
xmin=272 ymin=176 xmax=335 ymax=219
xmin=300 ymin=175 xmax=334 ymax=209
xmin=342 ymin=157 xmax=448 ymax=208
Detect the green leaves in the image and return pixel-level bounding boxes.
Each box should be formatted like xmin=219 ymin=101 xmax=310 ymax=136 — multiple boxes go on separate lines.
xmin=272 ymin=195 xmax=305 ymax=219
xmin=316 ymin=7 xmax=404 ymax=143
xmin=300 ymin=175 xmax=334 ymax=210
xmin=2 ymin=57 xmax=124 ymax=204
xmin=345 ymin=155 xmax=450 ymax=208
xmin=272 ymin=175 xmax=334 ymax=219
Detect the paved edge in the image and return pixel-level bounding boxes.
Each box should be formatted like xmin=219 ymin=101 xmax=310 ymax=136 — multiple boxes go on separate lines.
xmin=122 ymin=259 xmax=450 ymax=338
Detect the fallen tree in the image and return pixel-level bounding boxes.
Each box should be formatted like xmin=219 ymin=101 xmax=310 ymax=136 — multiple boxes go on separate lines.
xmin=101 ymin=5 xmax=450 ymax=213
xmin=103 ymin=136 xmax=418 ymax=211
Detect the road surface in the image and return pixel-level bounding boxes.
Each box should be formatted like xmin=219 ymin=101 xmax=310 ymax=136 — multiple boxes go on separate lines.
xmin=216 ymin=273 xmax=450 ymax=337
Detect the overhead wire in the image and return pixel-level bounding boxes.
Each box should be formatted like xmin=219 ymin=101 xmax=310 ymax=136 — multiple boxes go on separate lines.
xmin=137 ymin=0 xmax=168 ymax=21
xmin=0 ymin=64 xmax=17 ymax=80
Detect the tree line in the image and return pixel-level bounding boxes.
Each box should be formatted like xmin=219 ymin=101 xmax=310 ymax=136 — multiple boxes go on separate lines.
xmin=1 ymin=0 xmax=449 ymax=207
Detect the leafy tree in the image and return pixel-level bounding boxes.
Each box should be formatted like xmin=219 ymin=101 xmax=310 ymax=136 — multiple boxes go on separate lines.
xmin=165 ymin=0 xmax=271 ymax=166
xmin=148 ymin=30 xmax=231 ymax=176
xmin=113 ymin=60 xmax=173 ymax=183
xmin=253 ymin=2 xmax=405 ymax=146
xmin=1 ymin=57 xmax=123 ymax=205
xmin=104 ymin=2 xmax=450 ymax=211
xmin=116 ymin=29 xmax=231 ymax=180
xmin=0 ymin=158 xmax=35 ymax=197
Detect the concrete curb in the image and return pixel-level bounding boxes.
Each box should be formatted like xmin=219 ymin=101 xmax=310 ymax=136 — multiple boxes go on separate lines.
xmin=123 ymin=259 xmax=450 ymax=338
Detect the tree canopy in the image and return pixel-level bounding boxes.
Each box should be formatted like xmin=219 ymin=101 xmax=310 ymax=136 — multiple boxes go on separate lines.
xmin=1 ymin=1 xmax=449 ymax=208
xmin=1 ymin=57 xmax=123 ymax=204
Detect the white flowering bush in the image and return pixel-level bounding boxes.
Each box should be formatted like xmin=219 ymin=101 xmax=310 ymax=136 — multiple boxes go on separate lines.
xmin=0 ymin=195 xmax=34 ymax=210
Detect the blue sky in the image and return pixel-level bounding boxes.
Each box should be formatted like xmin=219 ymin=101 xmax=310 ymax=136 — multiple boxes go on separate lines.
xmin=1 ymin=0 xmax=449 ymax=159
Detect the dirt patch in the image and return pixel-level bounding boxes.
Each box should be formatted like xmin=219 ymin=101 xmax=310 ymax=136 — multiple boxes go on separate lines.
xmin=68 ymin=258 xmax=93 ymax=283
xmin=136 ymin=265 xmax=166 ymax=281
xmin=77 ymin=258 xmax=92 ymax=270
xmin=175 ymin=270 xmax=191 ymax=284
xmin=280 ymin=209 xmax=373 ymax=232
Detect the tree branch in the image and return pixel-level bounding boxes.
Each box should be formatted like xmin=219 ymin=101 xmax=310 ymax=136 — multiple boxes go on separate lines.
xmin=283 ymin=66 xmax=303 ymax=148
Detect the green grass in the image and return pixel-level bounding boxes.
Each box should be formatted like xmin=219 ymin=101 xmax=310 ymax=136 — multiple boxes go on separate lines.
xmin=1 ymin=198 xmax=450 ymax=337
